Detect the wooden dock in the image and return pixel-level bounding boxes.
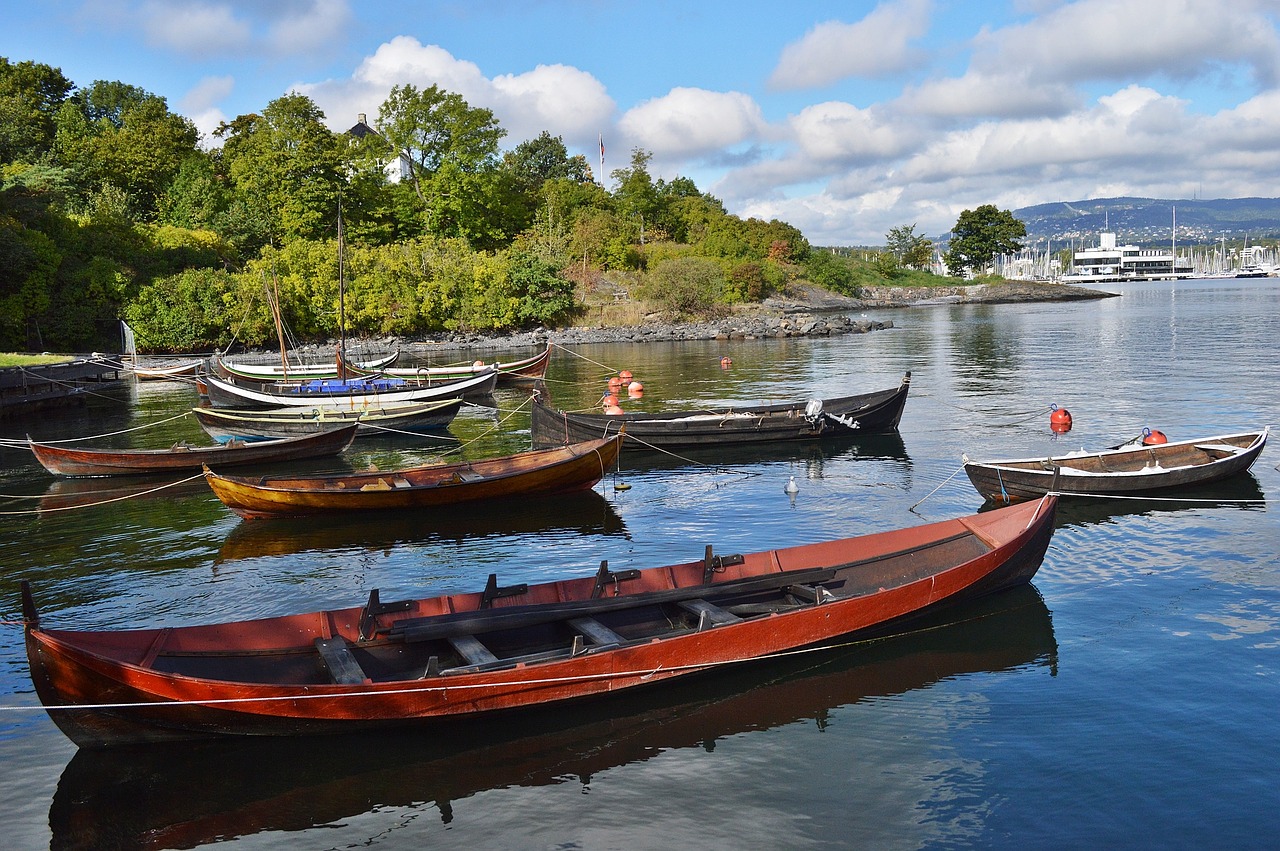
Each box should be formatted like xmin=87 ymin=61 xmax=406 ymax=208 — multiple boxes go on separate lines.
xmin=0 ymin=357 xmax=126 ymax=418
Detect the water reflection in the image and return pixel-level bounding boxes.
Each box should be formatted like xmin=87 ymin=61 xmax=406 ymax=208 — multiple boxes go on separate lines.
xmin=49 ymin=585 xmax=1054 ymax=850
xmin=617 ymin=430 xmax=911 ymax=475
xmin=215 ymin=487 xmax=629 ymax=564
xmin=1050 ymin=472 xmax=1267 ymax=529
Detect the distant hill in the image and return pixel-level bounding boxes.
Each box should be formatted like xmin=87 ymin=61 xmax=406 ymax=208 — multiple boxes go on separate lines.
xmin=1012 ymin=197 xmax=1280 ymax=245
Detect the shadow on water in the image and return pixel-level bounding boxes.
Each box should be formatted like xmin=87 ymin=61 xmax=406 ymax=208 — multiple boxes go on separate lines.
xmin=214 ymin=487 xmax=630 ymax=564
xmin=979 ymin=472 xmax=1268 ymax=528
xmin=49 ymin=585 xmax=1054 ymax=851
xmin=616 ymin=430 xmax=912 ymax=474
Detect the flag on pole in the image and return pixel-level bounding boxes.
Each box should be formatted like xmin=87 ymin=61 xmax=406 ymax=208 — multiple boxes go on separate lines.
xmin=599 ymin=134 xmax=605 ymax=184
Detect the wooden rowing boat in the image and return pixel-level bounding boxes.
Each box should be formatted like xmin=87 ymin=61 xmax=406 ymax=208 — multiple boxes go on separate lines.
xmin=192 ymin=398 xmax=464 ymax=442
xmin=126 ymin=360 xmax=203 ymax=381
xmin=200 ymin=368 xmax=498 ymax=409
xmin=27 ymin=425 xmax=358 ymax=477
xmin=962 ymin=428 xmax=1268 ymax=503
xmin=375 ymin=345 xmax=552 ymax=386
xmin=21 ymin=495 xmax=1056 ymax=746
xmin=214 ymin=350 xmax=400 ymax=383
xmin=47 ymin=585 xmax=1053 ymax=847
xmin=203 ymin=434 xmax=623 ymax=518
xmin=531 ymin=372 xmax=911 ymax=450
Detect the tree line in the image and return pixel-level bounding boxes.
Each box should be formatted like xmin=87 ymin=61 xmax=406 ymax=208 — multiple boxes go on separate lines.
xmin=1 ymin=56 xmax=1025 ymax=353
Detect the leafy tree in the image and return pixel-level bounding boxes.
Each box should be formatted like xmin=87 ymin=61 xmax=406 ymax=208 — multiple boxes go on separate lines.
xmin=53 ymin=80 xmax=199 ymax=219
xmin=803 ymin=249 xmax=861 ymax=297
xmin=376 ymin=84 xmax=505 ymax=239
xmin=610 ymin=148 xmax=661 ymax=246
xmin=636 ymin=256 xmax=725 ymax=318
xmin=0 ymin=58 xmax=74 ymax=165
xmin=944 ymin=205 xmax=1025 ymax=276
xmin=217 ymin=94 xmax=344 ymax=248
xmin=886 ymin=223 xmax=933 ymax=270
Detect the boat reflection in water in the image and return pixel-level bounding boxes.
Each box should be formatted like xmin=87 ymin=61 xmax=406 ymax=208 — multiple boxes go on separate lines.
xmin=620 ymin=430 xmax=912 ymax=475
xmin=50 ymin=585 xmax=1054 ymax=850
xmin=214 ymin=487 xmax=629 ymax=564
xmin=1048 ymin=471 xmax=1267 ymax=529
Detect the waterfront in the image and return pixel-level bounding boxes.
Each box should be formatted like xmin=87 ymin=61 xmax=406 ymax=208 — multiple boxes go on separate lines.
xmin=1 ymin=277 xmax=1277 ymax=848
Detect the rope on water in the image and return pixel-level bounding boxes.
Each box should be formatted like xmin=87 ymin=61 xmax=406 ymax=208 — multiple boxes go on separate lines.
xmin=0 ymin=472 xmax=207 ymax=517
xmin=908 ymin=464 xmax=968 ymax=512
xmin=552 ymin=344 xmax=619 ymax=376
xmin=0 ymin=597 xmax=1042 ymax=712
xmin=0 ymin=410 xmax=194 ymax=446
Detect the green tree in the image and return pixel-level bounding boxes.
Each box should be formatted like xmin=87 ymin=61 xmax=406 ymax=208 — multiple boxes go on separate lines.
xmin=944 ymin=205 xmax=1025 ymax=276
xmin=376 ymin=84 xmax=505 ymax=239
xmin=886 ymin=223 xmax=933 ymax=270
xmin=610 ymin=148 xmax=661 ymax=246
xmin=53 ymin=80 xmax=199 ymax=219
xmin=217 ymin=94 xmax=344 ymax=248
xmin=0 ymin=58 xmax=74 ymax=165
xmin=636 ymin=256 xmax=725 ymax=318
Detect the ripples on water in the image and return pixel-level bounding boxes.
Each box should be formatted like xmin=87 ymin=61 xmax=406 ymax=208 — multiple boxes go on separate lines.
xmin=0 ymin=278 xmax=1277 ymax=848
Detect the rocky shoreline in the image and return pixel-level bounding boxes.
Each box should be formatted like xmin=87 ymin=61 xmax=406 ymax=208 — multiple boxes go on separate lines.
xmin=285 ymin=281 xmax=1118 ymax=358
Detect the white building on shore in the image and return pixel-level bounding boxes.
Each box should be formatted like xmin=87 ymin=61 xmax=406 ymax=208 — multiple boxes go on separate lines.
xmin=1060 ymin=231 xmax=1193 ymax=283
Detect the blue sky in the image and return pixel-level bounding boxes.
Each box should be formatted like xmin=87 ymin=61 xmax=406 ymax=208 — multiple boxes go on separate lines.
xmin=5 ymin=0 xmax=1280 ymax=244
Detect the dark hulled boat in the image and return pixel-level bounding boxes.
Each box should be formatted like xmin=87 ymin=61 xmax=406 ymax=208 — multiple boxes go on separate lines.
xmin=531 ymin=372 xmax=911 ymax=450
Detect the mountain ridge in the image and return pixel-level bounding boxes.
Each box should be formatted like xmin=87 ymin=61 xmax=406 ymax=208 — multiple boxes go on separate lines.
xmin=1010 ymin=196 xmax=1280 ymax=245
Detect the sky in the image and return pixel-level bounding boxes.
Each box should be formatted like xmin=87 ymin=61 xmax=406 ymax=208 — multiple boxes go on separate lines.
xmin=5 ymin=0 xmax=1280 ymax=245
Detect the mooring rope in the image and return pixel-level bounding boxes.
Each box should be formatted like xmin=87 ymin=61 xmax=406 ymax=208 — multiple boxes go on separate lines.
xmin=551 ymin=344 xmax=619 ymax=377
xmin=0 ymin=597 xmax=1041 ymax=713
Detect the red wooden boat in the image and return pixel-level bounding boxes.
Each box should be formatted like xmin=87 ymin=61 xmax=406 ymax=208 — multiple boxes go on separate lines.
xmin=203 ymin=434 xmax=624 ymax=519
xmin=27 ymin=425 xmax=358 ymax=477
xmin=22 ymin=496 xmax=1056 ymax=747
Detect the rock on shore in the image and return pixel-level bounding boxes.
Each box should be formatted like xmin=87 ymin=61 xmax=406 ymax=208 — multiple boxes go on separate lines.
xmin=285 ymin=280 xmax=1116 ymax=357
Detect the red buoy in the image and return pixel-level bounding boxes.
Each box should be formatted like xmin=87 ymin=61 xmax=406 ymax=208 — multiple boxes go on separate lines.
xmin=608 ymin=376 xmax=623 ymax=388
xmin=604 ymin=404 xmax=624 ymax=415
xmin=601 ymin=393 xmax=619 ymax=407
xmin=720 ymin=356 xmax=732 ymax=368
xmin=1050 ymin=406 xmax=1073 ymax=433
xmin=627 ymin=381 xmax=643 ymax=393
xmin=619 ymin=369 xmax=633 ymax=381
xmin=1142 ymin=429 xmax=1168 ymax=445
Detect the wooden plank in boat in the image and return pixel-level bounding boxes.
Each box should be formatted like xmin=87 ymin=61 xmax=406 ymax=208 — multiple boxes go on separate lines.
xmin=314 ymin=637 xmax=367 ymax=685
xmin=568 ymin=616 xmax=625 ymax=646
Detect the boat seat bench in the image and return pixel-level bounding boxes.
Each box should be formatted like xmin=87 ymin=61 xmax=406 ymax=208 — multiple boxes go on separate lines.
xmin=679 ymin=599 xmax=743 ymax=629
xmin=314 ymin=637 xmax=369 ymax=685
xmin=569 ymin=616 xmax=626 ymax=646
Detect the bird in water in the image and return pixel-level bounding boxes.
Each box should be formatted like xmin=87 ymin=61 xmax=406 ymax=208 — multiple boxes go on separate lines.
xmin=784 ymin=475 xmax=798 ymax=494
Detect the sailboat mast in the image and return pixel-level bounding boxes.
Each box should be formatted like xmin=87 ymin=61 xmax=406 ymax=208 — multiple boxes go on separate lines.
xmin=337 ymin=197 xmax=347 ymax=363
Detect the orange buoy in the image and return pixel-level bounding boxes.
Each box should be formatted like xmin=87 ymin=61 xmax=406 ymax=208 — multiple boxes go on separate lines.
xmin=627 ymin=388 xmax=644 ymax=399
xmin=601 ymin=393 xmax=619 ymax=407
xmin=604 ymin=404 xmax=624 ymax=415
xmin=627 ymin=381 xmax=643 ymax=392
xmin=608 ymin=376 xmax=623 ymax=388
xmin=473 ymin=360 xmax=484 ymax=367
xmin=1142 ymin=428 xmax=1168 ymax=445
xmin=619 ymin=369 xmax=633 ymax=381
xmin=1049 ymin=406 xmax=1072 ymax=433
xmin=720 ymin=356 xmax=732 ymax=368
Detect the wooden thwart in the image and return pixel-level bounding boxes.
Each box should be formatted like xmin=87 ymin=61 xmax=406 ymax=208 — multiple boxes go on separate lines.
xmin=314 ymin=637 xmax=368 ymax=685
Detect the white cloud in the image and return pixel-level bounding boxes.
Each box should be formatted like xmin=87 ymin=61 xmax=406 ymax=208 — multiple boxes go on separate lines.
xmin=898 ymin=71 xmax=1080 ymax=119
xmin=618 ymin=88 xmax=767 ymax=159
xmin=138 ymin=1 xmax=251 ymax=56
xmin=180 ymin=75 xmax=234 ymax=142
xmin=769 ymin=0 xmax=933 ymax=90
xmin=264 ymin=0 xmax=352 ymax=56
xmin=788 ymin=101 xmax=915 ymax=163
xmin=974 ymin=0 xmax=1280 ymax=88
xmin=297 ymin=36 xmax=615 ymax=152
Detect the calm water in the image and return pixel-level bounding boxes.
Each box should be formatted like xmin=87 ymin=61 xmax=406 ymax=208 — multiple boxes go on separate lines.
xmin=1 ymin=278 xmax=1277 ymax=849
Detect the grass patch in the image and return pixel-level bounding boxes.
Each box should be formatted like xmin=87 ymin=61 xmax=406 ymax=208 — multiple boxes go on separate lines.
xmin=0 ymin=353 xmax=74 ymax=368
